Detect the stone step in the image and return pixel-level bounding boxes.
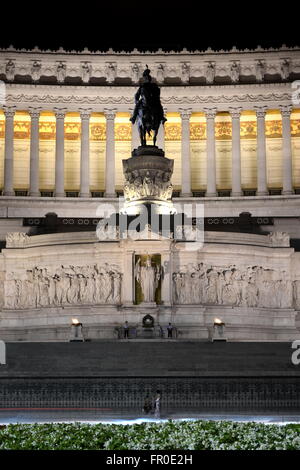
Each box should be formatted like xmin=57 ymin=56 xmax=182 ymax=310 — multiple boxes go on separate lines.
xmin=0 ymin=341 xmax=299 ymax=378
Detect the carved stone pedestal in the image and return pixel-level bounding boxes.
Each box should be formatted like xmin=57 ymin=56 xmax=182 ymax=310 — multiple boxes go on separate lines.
xmin=122 ymin=146 xmax=175 ymax=215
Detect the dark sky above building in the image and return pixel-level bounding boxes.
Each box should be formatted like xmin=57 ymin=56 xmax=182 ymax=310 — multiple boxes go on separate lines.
xmin=1 ymin=2 xmax=298 ymax=52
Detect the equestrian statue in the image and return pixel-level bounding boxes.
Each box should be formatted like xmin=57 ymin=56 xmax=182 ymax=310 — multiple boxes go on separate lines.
xmin=130 ymin=65 xmax=167 ymax=147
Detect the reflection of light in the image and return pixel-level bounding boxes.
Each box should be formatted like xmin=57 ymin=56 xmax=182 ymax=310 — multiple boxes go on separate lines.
xmin=214 ymin=318 xmax=224 ymax=325
xmin=72 ymin=318 xmax=80 ymax=325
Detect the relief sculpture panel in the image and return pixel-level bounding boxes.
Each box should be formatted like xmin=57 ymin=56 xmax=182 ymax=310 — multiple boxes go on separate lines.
xmin=4 ymin=263 xmax=122 ymax=309
xmin=173 ymin=262 xmax=293 ymax=308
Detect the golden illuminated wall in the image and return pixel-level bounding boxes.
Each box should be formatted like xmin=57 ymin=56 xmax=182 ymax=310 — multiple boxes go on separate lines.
xmin=165 ymin=113 xmax=182 ymax=190
xmin=39 ymin=112 xmax=55 ymax=190
xmin=115 ymin=113 xmax=131 ymax=190
xmin=0 ymin=110 xmax=3 ymax=188
xmin=188 ymin=110 xmax=300 ymax=190
xmin=90 ymin=113 xmax=105 ymax=191
xmin=292 ymin=110 xmax=300 ymax=186
xmin=190 ymin=113 xmax=206 ymax=190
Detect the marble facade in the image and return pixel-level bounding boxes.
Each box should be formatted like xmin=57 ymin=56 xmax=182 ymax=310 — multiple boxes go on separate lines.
xmin=0 ymin=229 xmax=299 ymax=341
xmin=0 ymin=46 xmax=300 ymax=342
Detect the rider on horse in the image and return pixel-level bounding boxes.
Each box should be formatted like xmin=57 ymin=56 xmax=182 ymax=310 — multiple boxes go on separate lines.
xmin=130 ymin=65 xmax=167 ymax=146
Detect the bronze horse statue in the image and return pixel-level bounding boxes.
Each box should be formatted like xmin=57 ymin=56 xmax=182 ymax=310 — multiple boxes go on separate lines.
xmin=130 ymin=65 xmax=167 ymax=147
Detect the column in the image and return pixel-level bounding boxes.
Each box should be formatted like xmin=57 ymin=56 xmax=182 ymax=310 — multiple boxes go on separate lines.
xmin=129 ymin=107 xmax=140 ymax=151
xmin=122 ymin=249 xmax=135 ymax=306
xmin=54 ymin=108 xmax=66 ymax=197
xmin=79 ymin=109 xmax=91 ymax=197
xmin=280 ymin=105 xmax=294 ymax=195
xmin=3 ymin=106 xmax=16 ymax=196
xmin=161 ymin=251 xmax=171 ymax=306
xmin=28 ymin=107 xmax=41 ymax=196
xmin=229 ymin=107 xmax=242 ymax=196
xmin=204 ymin=108 xmax=217 ymax=197
xmin=179 ymin=108 xmax=192 ymax=197
xmin=104 ymin=108 xmax=117 ymax=198
xmin=254 ymin=106 xmax=268 ymax=196
xmin=156 ymin=107 xmax=167 ymax=150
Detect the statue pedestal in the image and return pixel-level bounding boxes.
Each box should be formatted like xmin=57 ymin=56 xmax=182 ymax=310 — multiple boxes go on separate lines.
xmin=122 ymin=146 xmax=175 ymax=215
xmin=139 ymin=302 xmax=157 ymax=308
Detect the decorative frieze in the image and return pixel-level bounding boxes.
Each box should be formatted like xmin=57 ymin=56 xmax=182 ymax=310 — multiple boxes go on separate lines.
xmin=4 ymin=263 xmax=122 ymax=309
xmin=6 ymin=232 xmax=29 ymax=247
xmin=268 ymin=231 xmax=290 ymax=247
xmin=173 ymin=262 xmax=293 ymax=308
xmin=5 ymin=46 xmax=297 ymax=86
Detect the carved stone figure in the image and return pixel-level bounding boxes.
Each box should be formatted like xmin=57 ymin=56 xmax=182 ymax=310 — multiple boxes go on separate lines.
xmin=156 ymin=63 xmax=165 ymax=83
xmin=5 ymin=60 xmax=15 ymax=81
xmin=131 ymin=63 xmax=140 ymax=83
xmin=57 ymin=62 xmax=66 ymax=83
xmin=230 ymin=61 xmax=240 ymax=83
xmin=255 ymin=60 xmax=265 ymax=82
xmin=123 ymin=166 xmax=173 ymax=203
xmin=106 ymin=63 xmax=116 ymax=83
xmin=280 ymin=59 xmax=290 ymax=80
xmin=206 ymin=62 xmax=215 ymax=84
xmin=81 ymin=62 xmax=91 ymax=83
xmin=31 ymin=61 xmax=41 ymax=82
xmin=181 ymin=63 xmax=190 ymax=83
xmin=135 ymin=256 xmax=160 ymax=303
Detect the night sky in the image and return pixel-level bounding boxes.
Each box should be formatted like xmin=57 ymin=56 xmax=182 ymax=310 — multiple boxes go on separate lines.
xmin=1 ymin=2 xmax=298 ymax=52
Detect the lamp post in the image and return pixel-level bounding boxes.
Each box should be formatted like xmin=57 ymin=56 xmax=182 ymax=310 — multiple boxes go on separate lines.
xmin=212 ymin=318 xmax=227 ymax=342
xmin=70 ymin=318 xmax=84 ymax=342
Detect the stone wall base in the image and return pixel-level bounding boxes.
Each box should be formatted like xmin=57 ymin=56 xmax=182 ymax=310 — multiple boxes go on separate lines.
xmin=0 ymin=304 xmax=299 ymax=342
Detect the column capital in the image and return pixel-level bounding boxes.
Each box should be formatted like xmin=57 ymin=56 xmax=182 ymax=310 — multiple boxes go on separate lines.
xmin=79 ymin=108 xmax=92 ymax=121
xmin=228 ymin=107 xmax=243 ymax=119
xmin=203 ymin=107 xmax=217 ymax=119
xmin=279 ymin=105 xmax=293 ymax=118
xmin=254 ymin=106 xmax=268 ymax=118
xmin=179 ymin=108 xmax=192 ymax=120
xmin=3 ymin=106 xmax=16 ymax=119
xmin=104 ymin=108 xmax=117 ymax=120
xmin=28 ymin=107 xmax=42 ymax=120
xmin=54 ymin=108 xmax=67 ymax=119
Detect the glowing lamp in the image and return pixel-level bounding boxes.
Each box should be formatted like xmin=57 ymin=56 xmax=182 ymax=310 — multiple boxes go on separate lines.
xmin=212 ymin=318 xmax=227 ymax=342
xmin=213 ymin=318 xmax=224 ymax=326
xmin=70 ymin=318 xmax=84 ymax=342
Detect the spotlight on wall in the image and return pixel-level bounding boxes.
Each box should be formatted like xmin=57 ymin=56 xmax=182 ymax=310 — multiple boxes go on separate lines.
xmin=70 ymin=318 xmax=84 ymax=342
xmin=212 ymin=318 xmax=227 ymax=342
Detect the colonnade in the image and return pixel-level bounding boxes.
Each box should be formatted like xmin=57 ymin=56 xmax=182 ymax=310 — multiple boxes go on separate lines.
xmin=1 ymin=105 xmax=295 ymax=197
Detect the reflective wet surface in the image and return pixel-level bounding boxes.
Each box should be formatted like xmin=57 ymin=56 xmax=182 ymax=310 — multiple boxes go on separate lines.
xmin=0 ymin=409 xmax=300 ymax=425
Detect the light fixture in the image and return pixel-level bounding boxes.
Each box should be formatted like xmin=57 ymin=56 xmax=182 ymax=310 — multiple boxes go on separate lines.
xmin=212 ymin=318 xmax=227 ymax=342
xmin=70 ymin=318 xmax=84 ymax=342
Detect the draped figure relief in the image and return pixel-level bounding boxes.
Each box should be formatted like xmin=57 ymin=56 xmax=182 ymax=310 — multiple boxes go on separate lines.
xmin=4 ymin=264 xmax=122 ymax=309
xmin=172 ymin=263 xmax=294 ymax=308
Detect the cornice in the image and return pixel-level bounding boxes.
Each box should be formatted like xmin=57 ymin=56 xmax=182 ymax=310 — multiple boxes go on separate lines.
xmin=1 ymin=45 xmax=300 ymax=56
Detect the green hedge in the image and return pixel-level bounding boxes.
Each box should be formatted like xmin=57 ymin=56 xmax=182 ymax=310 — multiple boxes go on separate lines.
xmin=0 ymin=420 xmax=300 ymax=450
